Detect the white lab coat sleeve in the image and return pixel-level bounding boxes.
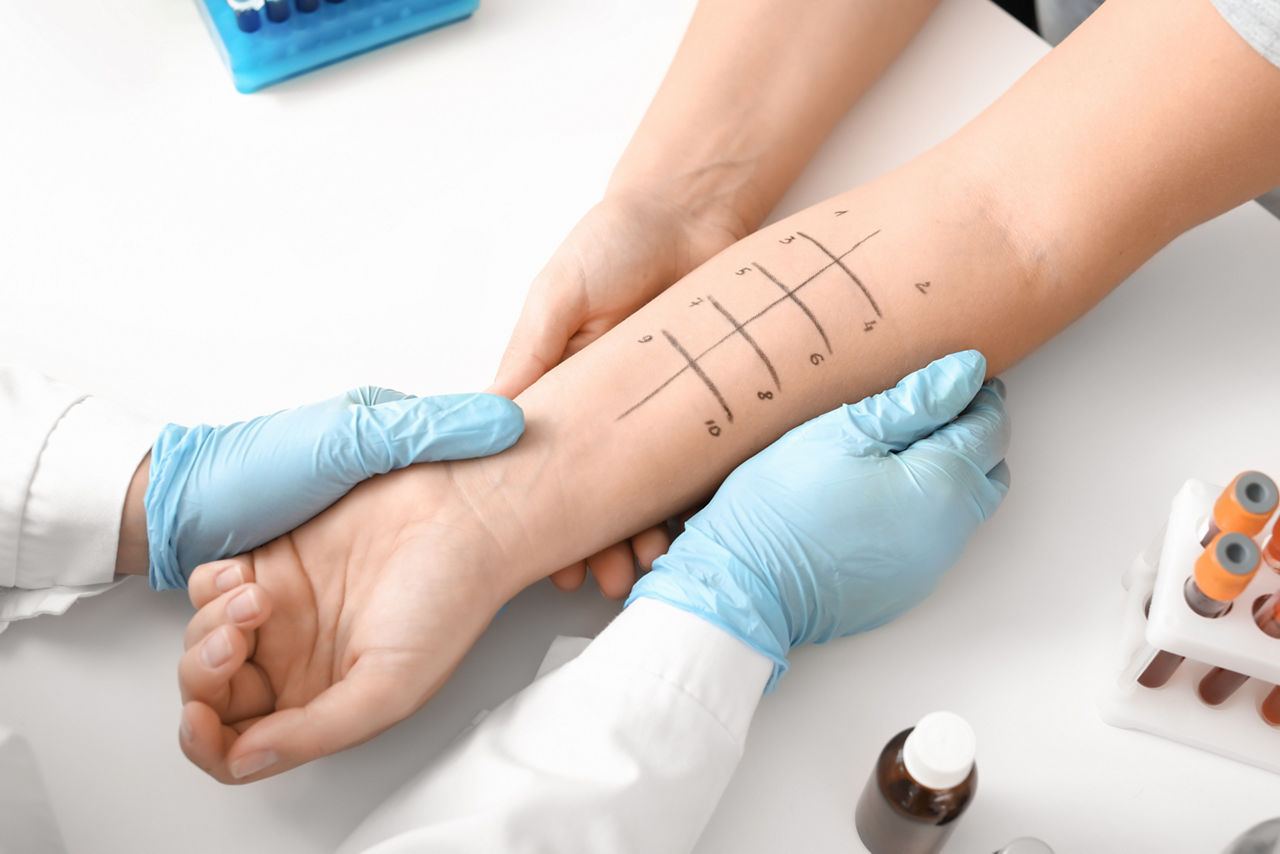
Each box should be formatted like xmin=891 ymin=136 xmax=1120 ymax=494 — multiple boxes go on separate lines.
xmin=0 ymin=367 xmax=159 ymax=632
xmin=0 ymin=725 xmax=67 ymax=854
xmin=340 ymin=598 xmax=774 ymax=854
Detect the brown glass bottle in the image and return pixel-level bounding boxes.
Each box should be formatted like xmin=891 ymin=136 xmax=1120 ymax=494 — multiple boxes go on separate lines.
xmin=855 ymin=713 xmax=977 ymax=854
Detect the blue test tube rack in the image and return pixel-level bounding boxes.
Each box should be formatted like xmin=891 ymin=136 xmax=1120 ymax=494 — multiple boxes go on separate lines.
xmin=195 ymin=0 xmax=480 ymax=93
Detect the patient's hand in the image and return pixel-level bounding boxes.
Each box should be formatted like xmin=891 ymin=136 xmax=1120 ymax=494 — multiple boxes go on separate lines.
xmin=177 ymin=466 xmax=509 ymax=783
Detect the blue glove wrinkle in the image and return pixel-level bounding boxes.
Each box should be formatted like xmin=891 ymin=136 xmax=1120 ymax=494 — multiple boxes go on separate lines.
xmin=839 ymin=350 xmax=986 ymax=454
xmin=384 ymin=394 xmax=526 ymax=466
xmin=347 ymin=385 xmax=413 ymax=407
xmin=145 ymin=423 xmax=215 ymax=591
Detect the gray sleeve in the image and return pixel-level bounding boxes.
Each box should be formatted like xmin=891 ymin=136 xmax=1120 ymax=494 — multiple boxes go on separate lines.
xmin=1212 ymin=0 xmax=1280 ymax=68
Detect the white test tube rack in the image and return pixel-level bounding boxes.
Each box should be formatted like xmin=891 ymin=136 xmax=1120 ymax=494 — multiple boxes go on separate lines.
xmin=1099 ymin=479 xmax=1280 ymax=775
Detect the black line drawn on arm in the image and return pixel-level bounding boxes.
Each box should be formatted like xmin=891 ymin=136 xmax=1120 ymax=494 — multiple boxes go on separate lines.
xmin=617 ymin=228 xmax=882 ymax=426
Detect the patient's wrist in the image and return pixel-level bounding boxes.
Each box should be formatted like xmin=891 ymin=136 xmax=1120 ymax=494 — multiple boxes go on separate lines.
xmin=605 ymin=163 xmax=760 ymax=245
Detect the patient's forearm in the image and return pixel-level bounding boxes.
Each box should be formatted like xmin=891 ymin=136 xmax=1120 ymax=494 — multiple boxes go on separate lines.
xmin=455 ymin=167 xmax=1021 ymax=592
xmin=450 ymin=0 xmax=1280 ymax=594
xmin=610 ymin=0 xmax=939 ymax=236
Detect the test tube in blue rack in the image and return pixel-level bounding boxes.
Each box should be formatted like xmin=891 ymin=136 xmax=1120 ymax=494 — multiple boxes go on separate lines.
xmin=196 ymin=0 xmax=480 ymax=93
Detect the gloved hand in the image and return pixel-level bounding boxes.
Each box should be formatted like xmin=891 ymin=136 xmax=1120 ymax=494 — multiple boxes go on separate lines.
xmin=144 ymin=387 xmax=523 ymax=590
xmin=627 ymin=350 xmax=1009 ymax=691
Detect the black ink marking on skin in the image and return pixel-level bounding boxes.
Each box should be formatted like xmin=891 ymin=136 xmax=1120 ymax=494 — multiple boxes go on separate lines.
xmin=753 ymin=262 xmax=832 ymax=355
xmin=835 ymin=210 xmax=848 ymax=216
xmin=916 ymin=281 xmax=931 ymax=294
xmin=662 ymin=330 xmax=733 ymax=423
xmin=797 ymin=231 xmax=881 ymax=318
xmin=708 ymin=295 xmax=780 ymax=391
xmin=864 ymin=320 xmax=876 ymax=332
xmin=617 ymin=230 xmax=881 ymax=421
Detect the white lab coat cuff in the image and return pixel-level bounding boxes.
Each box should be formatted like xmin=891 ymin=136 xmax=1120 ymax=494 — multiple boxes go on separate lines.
xmin=584 ymin=598 xmax=772 ymax=744
xmin=15 ymin=394 xmax=158 ymax=592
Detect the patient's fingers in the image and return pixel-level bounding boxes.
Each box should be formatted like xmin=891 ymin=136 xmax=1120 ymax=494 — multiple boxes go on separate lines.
xmin=178 ymin=624 xmax=277 ymax=721
xmin=180 ymin=624 xmax=245 ymax=706
xmin=180 ymin=701 xmax=248 ymax=784
xmin=630 ymin=524 xmax=672 ymax=572
xmin=184 ymin=583 xmax=272 ymax=652
xmin=586 ymin=541 xmax=636 ymax=599
xmin=219 ymin=660 xmax=420 ymax=783
xmin=549 ymin=561 xmax=588 ymax=591
xmin=188 ymin=556 xmax=256 ymax=611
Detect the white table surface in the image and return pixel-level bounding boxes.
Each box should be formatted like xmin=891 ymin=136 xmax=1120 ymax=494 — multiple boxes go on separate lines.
xmin=3 ymin=0 xmax=1279 ymax=851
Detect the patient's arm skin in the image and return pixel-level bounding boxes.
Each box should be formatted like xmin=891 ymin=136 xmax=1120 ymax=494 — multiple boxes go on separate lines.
xmin=178 ymin=0 xmax=1280 ymax=783
xmin=493 ymin=0 xmax=943 ymax=398
xmin=492 ymin=0 xmax=941 ymax=594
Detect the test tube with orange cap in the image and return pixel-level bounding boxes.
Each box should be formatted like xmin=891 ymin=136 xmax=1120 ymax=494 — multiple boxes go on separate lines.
xmin=1199 ymin=472 xmax=1278 ymax=547
xmin=1138 ymin=532 xmax=1261 ymax=689
xmin=1261 ymin=515 xmax=1280 ymax=574
xmin=1196 ymin=592 xmax=1280 ymax=705
xmin=1263 ymin=686 xmax=1280 ymax=727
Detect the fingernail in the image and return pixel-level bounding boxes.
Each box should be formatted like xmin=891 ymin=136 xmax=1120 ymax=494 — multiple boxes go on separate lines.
xmin=226 ymin=588 xmax=259 ymax=623
xmin=179 ymin=711 xmax=193 ymax=745
xmin=201 ymin=629 xmax=232 ymax=668
xmin=215 ymin=565 xmax=243 ymax=594
xmin=230 ymin=749 xmax=277 ymax=780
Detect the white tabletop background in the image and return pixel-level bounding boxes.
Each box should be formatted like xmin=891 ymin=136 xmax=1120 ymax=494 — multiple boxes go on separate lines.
xmin=3 ymin=0 xmax=1279 ymax=851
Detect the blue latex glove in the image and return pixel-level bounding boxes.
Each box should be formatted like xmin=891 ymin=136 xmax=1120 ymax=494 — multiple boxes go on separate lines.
xmin=144 ymin=387 xmax=524 ymax=590
xmin=627 ymin=350 xmax=1009 ymax=691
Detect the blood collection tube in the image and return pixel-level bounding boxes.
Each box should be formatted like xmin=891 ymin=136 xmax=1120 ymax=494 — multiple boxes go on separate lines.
xmin=1197 ymin=667 xmax=1250 ymax=706
xmin=1137 ymin=533 xmax=1260 ymax=689
xmin=1262 ymin=514 xmax=1280 ymax=574
xmin=1202 ymin=593 xmax=1280 ymax=706
xmin=1137 ymin=598 xmax=1185 ymax=689
xmin=227 ymin=0 xmax=264 ymax=32
xmin=296 ymin=0 xmax=320 ymax=12
xmin=1184 ymin=532 xmax=1260 ymax=617
xmin=265 ymin=0 xmax=289 ymax=23
xmin=1256 ymin=591 xmax=1280 ymax=636
xmin=1263 ymin=686 xmax=1280 ymax=727
xmin=1199 ymin=471 xmax=1277 ymax=547
xmin=855 ymin=712 xmax=977 ymax=854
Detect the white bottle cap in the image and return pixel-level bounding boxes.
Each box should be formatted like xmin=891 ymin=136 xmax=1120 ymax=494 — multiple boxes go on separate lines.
xmin=902 ymin=711 xmax=976 ymax=790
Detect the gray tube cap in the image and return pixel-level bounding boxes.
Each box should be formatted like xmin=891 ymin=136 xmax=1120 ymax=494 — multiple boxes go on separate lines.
xmin=1216 ymin=532 xmax=1261 ymax=577
xmin=1234 ymin=472 xmax=1278 ymax=515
